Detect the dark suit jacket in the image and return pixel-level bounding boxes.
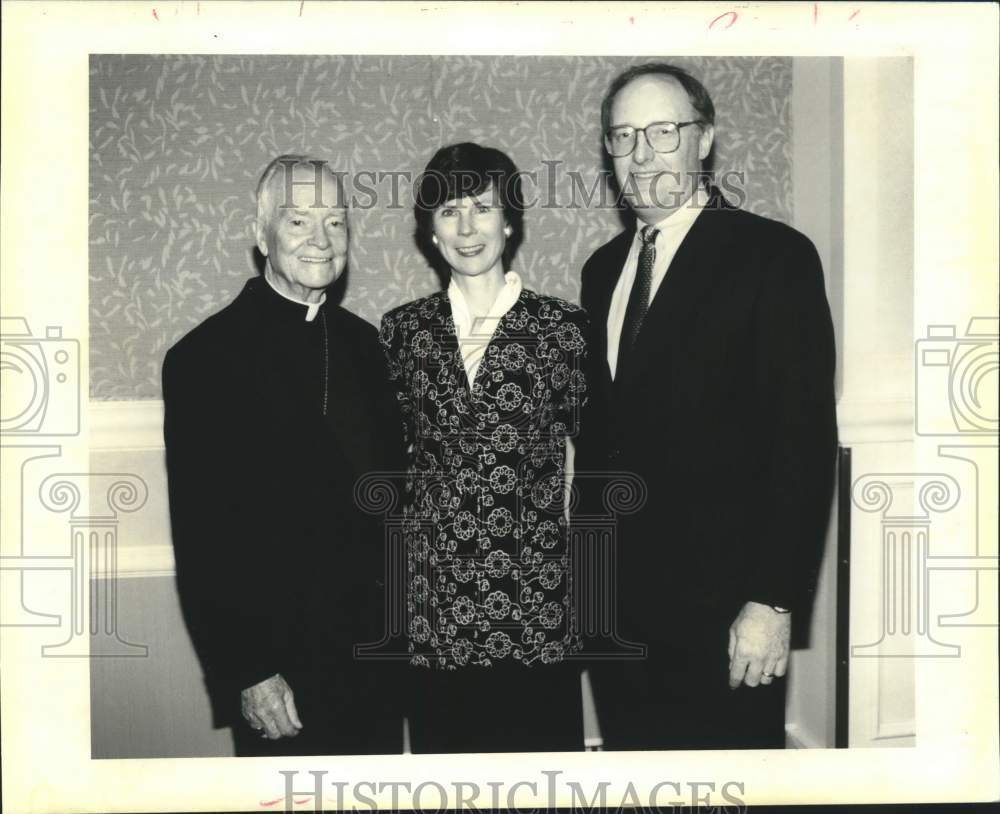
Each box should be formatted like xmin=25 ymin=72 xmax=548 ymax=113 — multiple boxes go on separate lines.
xmin=575 ymin=188 xmax=838 ymax=654
xmin=162 ymin=277 xmax=405 ymax=729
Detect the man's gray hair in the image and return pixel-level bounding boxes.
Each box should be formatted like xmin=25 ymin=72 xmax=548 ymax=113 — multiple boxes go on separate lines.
xmin=255 ymin=154 xmax=328 ymax=226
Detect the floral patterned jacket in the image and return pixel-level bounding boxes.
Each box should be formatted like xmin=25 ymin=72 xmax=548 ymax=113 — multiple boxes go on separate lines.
xmin=379 ymin=288 xmax=589 ymax=669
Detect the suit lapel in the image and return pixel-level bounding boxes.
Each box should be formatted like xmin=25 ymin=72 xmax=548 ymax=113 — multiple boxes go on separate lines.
xmin=615 ymin=191 xmax=739 ymax=395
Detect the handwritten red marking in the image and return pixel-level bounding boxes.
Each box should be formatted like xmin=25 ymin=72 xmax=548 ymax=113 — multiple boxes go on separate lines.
xmin=848 ymin=8 xmax=860 ymax=21
xmin=708 ymin=11 xmax=737 ymax=30
xmin=259 ymin=798 xmax=313 ymax=808
xmin=152 ymin=8 xmax=159 ymax=20
xmin=629 ymin=16 xmax=634 ymax=24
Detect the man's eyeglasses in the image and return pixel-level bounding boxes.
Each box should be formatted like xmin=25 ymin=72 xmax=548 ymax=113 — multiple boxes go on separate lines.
xmin=604 ymin=120 xmax=704 ymax=158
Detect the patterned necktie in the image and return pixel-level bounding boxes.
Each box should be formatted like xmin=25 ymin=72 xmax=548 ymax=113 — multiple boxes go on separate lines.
xmin=616 ymin=224 xmax=658 ymax=377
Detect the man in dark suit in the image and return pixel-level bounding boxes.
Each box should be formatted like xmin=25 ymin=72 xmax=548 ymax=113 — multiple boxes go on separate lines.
xmin=163 ymin=155 xmax=404 ymax=756
xmin=576 ymin=64 xmax=837 ymax=749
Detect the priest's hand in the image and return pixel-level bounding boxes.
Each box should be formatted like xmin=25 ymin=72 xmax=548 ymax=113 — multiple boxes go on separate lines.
xmin=727 ymin=601 xmax=791 ymax=688
xmin=241 ymin=673 xmax=303 ymax=739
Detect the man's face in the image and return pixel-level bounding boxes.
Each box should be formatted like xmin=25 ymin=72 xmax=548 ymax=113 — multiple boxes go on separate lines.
xmin=256 ymin=163 xmax=348 ymax=301
xmin=609 ymin=75 xmax=714 ymax=224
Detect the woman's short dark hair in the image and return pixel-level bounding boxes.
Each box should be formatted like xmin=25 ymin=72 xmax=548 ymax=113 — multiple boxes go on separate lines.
xmin=414 ymin=142 xmax=525 ymax=279
xmin=600 ymin=63 xmax=716 ymax=134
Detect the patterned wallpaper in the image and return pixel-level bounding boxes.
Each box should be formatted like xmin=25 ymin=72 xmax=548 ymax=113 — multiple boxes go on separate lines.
xmin=89 ymin=55 xmax=793 ymax=400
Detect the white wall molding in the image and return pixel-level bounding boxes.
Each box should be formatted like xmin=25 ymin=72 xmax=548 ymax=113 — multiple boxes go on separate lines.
xmin=839 ymin=57 xmax=917 ymax=749
xmin=90 ymin=399 xmax=164 ymax=450
xmin=92 ymin=397 xmax=917 ymax=449
xmin=837 ymin=397 xmax=914 ymax=444
xmin=94 ymin=544 xmax=176 ymax=579
xmin=92 ymin=394 xmax=916 ymax=456
xmin=89 ymin=400 xmax=173 ymax=579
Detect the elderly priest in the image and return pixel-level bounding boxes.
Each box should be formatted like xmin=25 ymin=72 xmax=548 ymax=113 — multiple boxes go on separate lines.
xmin=163 ymin=155 xmax=404 ymax=756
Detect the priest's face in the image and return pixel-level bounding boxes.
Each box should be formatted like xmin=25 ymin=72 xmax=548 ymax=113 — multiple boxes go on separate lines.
xmin=256 ymin=161 xmax=348 ymax=303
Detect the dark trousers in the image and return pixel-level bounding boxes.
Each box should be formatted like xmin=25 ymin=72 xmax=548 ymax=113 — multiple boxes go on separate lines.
xmin=589 ymin=633 xmax=787 ymax=751
xmin=231 ymin=666 xmax=403 ymax=757
xmin=407 ymin=663 xmax=584 ymax=754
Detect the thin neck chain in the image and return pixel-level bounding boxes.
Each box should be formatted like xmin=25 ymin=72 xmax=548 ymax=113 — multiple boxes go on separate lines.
xmin=320 ymin=308 xmax=329 ymax=416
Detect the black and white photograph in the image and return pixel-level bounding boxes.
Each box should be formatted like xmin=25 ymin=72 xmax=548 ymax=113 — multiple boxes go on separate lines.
xmin=1 ymin=2 xmax=997 ymax=812
xmin=86 ymin=51 xmax=843 ymax=761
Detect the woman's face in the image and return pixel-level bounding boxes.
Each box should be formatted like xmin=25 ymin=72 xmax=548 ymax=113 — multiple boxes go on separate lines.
xmin=431 ymin=184 xmax=509 ymax=280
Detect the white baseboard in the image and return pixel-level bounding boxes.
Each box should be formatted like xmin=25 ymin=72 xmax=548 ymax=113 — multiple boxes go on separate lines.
xmin=784 ymin=722 xmax=825 ymax=749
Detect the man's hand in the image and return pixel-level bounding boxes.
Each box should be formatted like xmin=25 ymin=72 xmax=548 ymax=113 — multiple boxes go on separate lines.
xmin=727 ymin=601 xmax=791 ymax=688
xmin=240 ymin=673 xmax=303 ymax=739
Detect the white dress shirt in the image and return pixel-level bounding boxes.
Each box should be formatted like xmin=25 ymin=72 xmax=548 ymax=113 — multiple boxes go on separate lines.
xmin=606 ymin=186 xmax=708 ymax=379
xmin=264 ymin=272 xmax=327 ymax=321
xmin=448 ymin=270 xmax=523 ymax=386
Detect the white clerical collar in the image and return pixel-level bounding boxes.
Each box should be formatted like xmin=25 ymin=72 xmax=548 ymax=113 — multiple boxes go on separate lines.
xmin=448 ymin=270 xmax=522 ymax=338
xmin=645 ymin=184 xmax=710 ymax=233
xmin=264 ymin=273 xmax=326 ymax=322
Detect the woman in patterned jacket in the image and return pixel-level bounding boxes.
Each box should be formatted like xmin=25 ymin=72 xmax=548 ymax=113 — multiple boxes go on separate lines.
xmin=379 ymin=142 xmax=589 ymax=753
